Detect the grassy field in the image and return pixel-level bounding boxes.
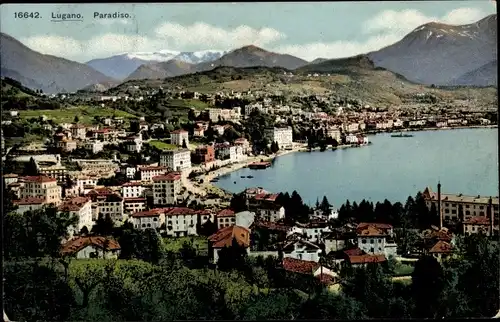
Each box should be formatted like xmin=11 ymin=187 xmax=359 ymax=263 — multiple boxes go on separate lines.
xmin=163 ymin=236 xmax=209 ymax=254
xmin=393 ymin=263 xmax=415 ymax=277
xmin=167 ymin=99 xmax=211 ymax=111
xmin=19 ymin=106 xmax=137 ymax=124
xmin=148 ymin=140 xmax=177 ymax=150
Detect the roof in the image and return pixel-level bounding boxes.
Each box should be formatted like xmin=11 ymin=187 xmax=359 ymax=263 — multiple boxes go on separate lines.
xmin=208 ymin=225 xmax=250 ymax=248
xmin=131 ymin=209 xmax=163 ymax=217
xmin=357 ymin=226 xmax=388 ymax=237
xmin=171 ymin=129 xmax=188 ymax=134
xmin=283 ymin=239 xmax=320 ymax=252
xmin=152 ymin=172 xmax=182 ymax=181
xmin=22 ymin=175 xmax=57 ymax=183
xmin=245 ymin=187 xmax=269 ymax=195
xmin=123 ymin=197 xmax=146 ymax=202
xmin=343 ymin=247 xmax=366 ymax=257
xmin=139 ymin=166 xmax=168 ymax=171
xmin=316 ymin=273 xmax=336 ymax=285
xmin=58 ymin=197 xmax=90 ymax=212
xmin=13 ymin=197 xmax=46 ymax=205
xmin=423 ymin=187 xmax=498 ymax=205
xmin=61 ymin=236 xmax=120 ymax=255
xmin=282 ymin=257 xmax=319 ymax=275
xmin=3 ymin=174 xmax=18 ymax=178
xmin=251 ymin=220 xmax=292 ymax=232
xmin=429 ymin=240 xmax=454 ymax=254
xmin=357 ymin=222 xmax=393 ymax=230
xmin=348 ymin=254 xmax=387 ymax=265
xmin=121 ymin=181 xmax=143 ymax=187
xmin=463 ymin=216 xmax=491 ymax=225
xmin=253 ymin=193 xmax=279 ymax=202
xmin=218 ymin=209 xmax=235 ymax=217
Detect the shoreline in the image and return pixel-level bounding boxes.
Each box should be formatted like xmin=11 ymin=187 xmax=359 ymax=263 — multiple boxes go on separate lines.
xmin=190 ymin=125 xmax=497 ymax=197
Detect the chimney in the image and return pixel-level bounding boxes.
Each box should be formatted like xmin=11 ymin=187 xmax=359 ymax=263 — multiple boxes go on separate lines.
xmin=438 ymin=182 xmax=443 ymax=229
xmin=489 ymin=197 xmax=494 ymax=236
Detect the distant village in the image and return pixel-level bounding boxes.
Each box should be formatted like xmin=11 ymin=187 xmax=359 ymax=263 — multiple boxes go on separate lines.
xmin=2 ymin=85 xmax=498 ymax=283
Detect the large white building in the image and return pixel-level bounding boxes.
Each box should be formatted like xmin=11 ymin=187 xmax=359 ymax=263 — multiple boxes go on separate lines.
xmin=121 ymin=181 xmax=145 ymax=198
xmin=152 ymin=172 xmax=183 ymax=206
xmin=170 ymin=130 xmax=189 ymax=147
xmin=160 ymin=149 xmax=191 ymax=172
xmin=20 ymin=175 xmax=62 ymax=205
xmin=138 ymin=166 xmax=169 ymax=182
xmin=58 ymin=196 xmax=93 ymax=235
xmin=356 ymin=223 xmax=397 ymax=259
xmin=264 ymin=127 xmax=293 ymax=149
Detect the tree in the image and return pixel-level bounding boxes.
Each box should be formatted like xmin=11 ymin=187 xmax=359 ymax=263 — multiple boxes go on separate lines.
xmin=411 ymin=255 xmax=445 ymax=318
xmin=188 ymin=109 xmax=197 ymax=121
xmin=230 ymin=192 xmax=247 ymax=212
xmin=91 ymin=213 xmax=115 ymax=236
xmin=182 ymin=138 xmax=188 ymax=149
xmin=320 ymin=196 xmax=332 ymax=214
xmin=217 ymin=237 xmax=248 ymax=271
xmin=23 ymin=156 xmax=38 ymax=176
xmin=74 ymin=115 xmax=79 ymax=123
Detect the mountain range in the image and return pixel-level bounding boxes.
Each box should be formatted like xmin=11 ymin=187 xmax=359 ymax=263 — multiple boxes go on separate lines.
xmin=0 ymin=14 xmax=496 ymax=93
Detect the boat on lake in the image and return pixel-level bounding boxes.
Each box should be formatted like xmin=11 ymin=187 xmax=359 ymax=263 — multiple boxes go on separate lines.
xmin=246 ymin=175 xmax=254 ymax=178
xmin=391 ymin=132 xmax=414 ymax=138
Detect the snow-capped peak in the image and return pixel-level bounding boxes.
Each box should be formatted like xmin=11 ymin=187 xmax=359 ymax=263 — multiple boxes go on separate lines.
xmin=123 ymin=49 xmax=228 ymax=64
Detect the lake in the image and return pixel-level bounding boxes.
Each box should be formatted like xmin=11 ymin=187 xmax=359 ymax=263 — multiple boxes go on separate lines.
xmin=214 ymin=128 xmax=499 ymax=208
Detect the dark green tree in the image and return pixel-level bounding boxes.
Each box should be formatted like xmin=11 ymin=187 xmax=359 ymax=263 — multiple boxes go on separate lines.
xmin=411 ymin=255 xmax=445 ymax=318
xmin=91 ymin=213 xmax=115 ymax=236
xmin=182 ymin=138 xmax=188 ymax=149
xmin=217 ymin=237 xmax=248 ymax=271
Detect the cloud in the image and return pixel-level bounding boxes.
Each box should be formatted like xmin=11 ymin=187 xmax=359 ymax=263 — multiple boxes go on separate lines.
xmin=19 ymin=7 xmax=489 ymax=63
xmin=97 ymin=19 xmax=130 ymax=26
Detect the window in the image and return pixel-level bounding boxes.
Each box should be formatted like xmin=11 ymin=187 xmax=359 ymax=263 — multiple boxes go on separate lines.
xmin=370 ymin=239 xmax=374 ymax=244
xmin=445 ymin=209 xmax=450 ymax=214
xmin=451 ymin=209 xmax=456 ymax=214
xmin=480 ymin=206 xmax=484 ymax=210
xmin=378 ymin=239 xmax=382 ymax=243
xmin=153 ymin=218 xmax=158 ymax=222
xmin=370 ymin=247 xmax=374 ymax=253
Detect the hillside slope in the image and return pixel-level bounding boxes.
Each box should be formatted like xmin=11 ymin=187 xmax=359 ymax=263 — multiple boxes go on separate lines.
xmin=0 ymin=32 xmax=115 ymax=93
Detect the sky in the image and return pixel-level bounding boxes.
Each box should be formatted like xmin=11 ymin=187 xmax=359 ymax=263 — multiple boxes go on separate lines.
xmin=0 ymin=2 xmax=496 ymax=63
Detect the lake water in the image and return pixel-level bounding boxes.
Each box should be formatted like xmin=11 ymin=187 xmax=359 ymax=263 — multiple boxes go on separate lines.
xmin=214 ymin=128 xmax=499 ymax=208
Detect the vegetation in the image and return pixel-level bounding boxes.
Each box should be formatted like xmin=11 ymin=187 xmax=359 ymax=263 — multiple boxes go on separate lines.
xmin=17 ymin=106 xmax=137 ymax=124
xmin=147 ymin=140 xmax=177 ymax=151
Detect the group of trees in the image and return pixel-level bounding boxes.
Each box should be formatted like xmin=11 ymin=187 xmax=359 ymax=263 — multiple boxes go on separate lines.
xmin=337 ymin=192 xmax=436 ymax=229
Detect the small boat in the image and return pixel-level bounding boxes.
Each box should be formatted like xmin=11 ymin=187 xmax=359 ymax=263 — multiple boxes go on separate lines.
xmin=391 ymin=132 xmax=413 ymax=138
xmin=234 ymin=181 xmax=237 ymax=184
xmin=246 ymin=175 xmax=254 ymax=179
xmin=240 ymin=176 xmax=246 ymax=178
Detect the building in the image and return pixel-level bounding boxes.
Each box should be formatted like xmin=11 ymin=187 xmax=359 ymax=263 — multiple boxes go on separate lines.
xmin=56 ymin=139 xmax=77 ymax=152
xmin=121 ymin=181 xmax=145 ymax=198
xmin=138 ymin=165 xmax=169 ymax=182
xmin=58 ymin=196 xmax=93 ymax=235
xmin=423 ymin=185 xmax=499 ymax=226
xmin=264 ymin=127 xmax=293 ymax=149
xmin=193 ymin=126 xmax=205 ymax=137
xmin=164 ymin=207 xmax=212 ymax=237
xmin=326 ymin=128 xmax=341 ymax=142
xmin=208 ymin=225 xmax=250 ymax=263
xmin=170 ymin=129 xmax=189 ymax=147
xmin=234 ymin=138 xmax=250 ymax=154
xmin=428 ymin=240 xmax=454 ymax=262
xmin=343 ymin=248 xmax=387 ymax=268
xmin=37 ymin=164 xmax=68 ymax=184
xmin=235 ymin=211 xmax=256 ymax=229
xmin=20 ymin=175 xmax=61 ymax=205
xmin=152 ymin=172 xmax=183 ymax=206
xmin=283 ymin=239 xmax=322 ymax=262
xmin=160 ymin=149 xmax=191 ymax=172
xmin=61 ymin=236 xmax=121 ymax=259
xmin=3 ymin=174 xmax=19 ymax=186
xmin=13 ymin=197 xmax=46 ymax=214
xmin=216 ymin=209 xmax=236 ymax=229
xmin=87 ymin=189 xmax=124 ymax=222
xmin=130 ymin=208 xmax=164 ymax=230
xmin=282 ymin=257 xmax=338 ymax=285
xmin=84 ymin=141 xmax=104 ymax=154
xmin=125 ymin=135 xmax=143 ymax=153
xmin=123 ymin=197 xmax=147 ymax=214
xmin=192 ymin=145 xmax=215 ymax=164
xmin=70 ymin=123 xmax=87 ymax=140
xmin=463 ymin=216 xmax=495 ymax=236
xmin=356 ymin=223 xmax=397 ymax=258
xmin=255 ymin=204 xmax=285 ymax=223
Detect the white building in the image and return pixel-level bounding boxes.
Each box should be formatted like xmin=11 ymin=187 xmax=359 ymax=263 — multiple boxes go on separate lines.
xmin=152 ymin=172 xmax=183 ymax=206
xmin=62 ymin=236 xmax=121 ymax=259
xmin=264 ymin=127 xmax=293 ymax=149
xmin=170 ymin=130 xmax=189 ymax=147
xmin=13 ymin=198 xmax=46 ymax=215
xmin=357 ymin=223 xmax=397 ymax=259
xmin=283 ymin=240 xmax=322 ymax=262
xmin=84 ymin=141 xmax=104 ymax=154
xmin=255 ymin=205 xmax=285 ymax=223
xmin=88 ymin=190 xmax=124 ymax=222
xmin=138 ymin=165 xmax=169 ymax=182
xmin=126 ymin=135 xmax=143 ymax=153
xmin=121 ymin=181 xmax=145 ymax=198
xmin=164 ymin=208 xmax=213 ymax=237
xmin=123 ymin=197 xmax=147 ymax=215
xmin=58 ymin=196 xmax=93 ymax=235
xmin=160 ymin=149 xmax=191 ymax=172
xmin=131 ymin=209 xmax=164 ymax=230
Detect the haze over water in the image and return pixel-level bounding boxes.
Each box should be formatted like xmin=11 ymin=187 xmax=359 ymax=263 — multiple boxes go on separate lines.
xmin=215 ymin=128 xmax=499 ymax=207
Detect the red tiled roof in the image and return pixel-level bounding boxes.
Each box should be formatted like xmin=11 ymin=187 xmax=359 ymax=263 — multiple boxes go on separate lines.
xmin=171 ymin=129 xmax=188 ymax=134
xmin=22 ymin=175 xmax=57 ymax=183
xmin=254 ymin=193 xmax=279 ymax=202
xmin=429 ymin=240 xmax=454 ymax=254
xmin=152 ymin=172 xmax=182 ymax=181
xmin=58 ymin=197 xmax=90 ymax=212
xmin=218 ymin=209 xmax=235 ymax=217
xmin=139 ymin=166 xmax=168 ymax=171
xmin=357 ymin=226 xmax=387 ymax=237
xmin=282 ymin=257 xmax=320 ymax=274
xmin=13 ymin=197 xmax=46 ymax=205
xmin=343 ymin=247 xmax=366 ymax=257
xmin=463 ymin=216 xmax=491 ymax=225
xmin=357 ymin=222 xmax=393 ymax=230
xmin=208 ymin=225 xmax=250 ymax=248
xmin=316 ymin=273 xmax=336 ymax=285
xmin=61 ymin=236 xmax=120 ymax=255
xmin=348 ymin=254 xmax=387 ymax=264
xmin=131 ymin=209 xmax=163 ymax=218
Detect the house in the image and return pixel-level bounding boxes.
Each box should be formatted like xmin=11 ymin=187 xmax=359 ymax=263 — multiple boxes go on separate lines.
xmin=20 ymin=175 xmax=61 ymax=205
xmin=160 ymin=149 xmax=191 ymax=172
xmin=234 ymin=138 xmax=250 ymax=154
xmin=152 ymin=172 xmax=183 ymax=206
xmin=58 ymin=196 xmax=93 ymax=235
xmin=84 ymin=141 xmax=104 ymax=154
xmin=213 ymin=124 xmax=225 ymax=135
xmin=120 ymin=164 xmax=137 ymax=179
xmin=193 ymin=126 xmax=205 ymax=137
xmin=170 ymin=129 xmax=189 ymax=147
xmin=322 ymin=230 xmax=357 ymax=253
xmin=216 ymin=209 xmax=236 ymax=229
xmin=87 ymin=189 xmax=124 ymax=221
xmin=192 ymin=145 xmax=215 ymax=164
xmin=283 ymin=239 xmax=322 ymax=262
xmin=130 ymin=208 xmax=164 ymax=230
xmin=13 ymin=197 xmax=46 ymax=214
xmin=428 ymin=240 xmax=454 ymax=262
xmin=123 ymin=197 xmax=147 ymax=214
xmin=293 ymin=220 xmax=332 ymax=243
xmin=121 ymin=181 xmax=145 ymax=198
xmin=3 ymin=173 xmax=18 ymax=186
xmin=463 ymin=216 xmax=495 ymax=236
xmin=244 ymin=187 xmax=270 ymax=200
xmin=282 ymin=257 xmax=338 ymax=284
xmin=138 ymin=165 xmax=169 ymax=181
xmin=70 ymin=123 xmax=87 ymax=140
xmin=208 ymin=225 xmax=251 ymax=263
xmin=125 ymin=135 xmax=143 ymax=153
xmin=61 ymin=236 xmax=121 ymax=259
xmin=344 ymin=248 xmax=387 ymax=268
xmin=356 ymin=223 xmax=397 ymax=258
xmin=248 ymin=192 xmax=280 ymax=209
xmin=164 ymin=207 xmax=213 ymax=237
xmin=56 ymin=138 xmax=77 ymax=152
xmin=255 ymin=203 xmax=285 ymax=223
